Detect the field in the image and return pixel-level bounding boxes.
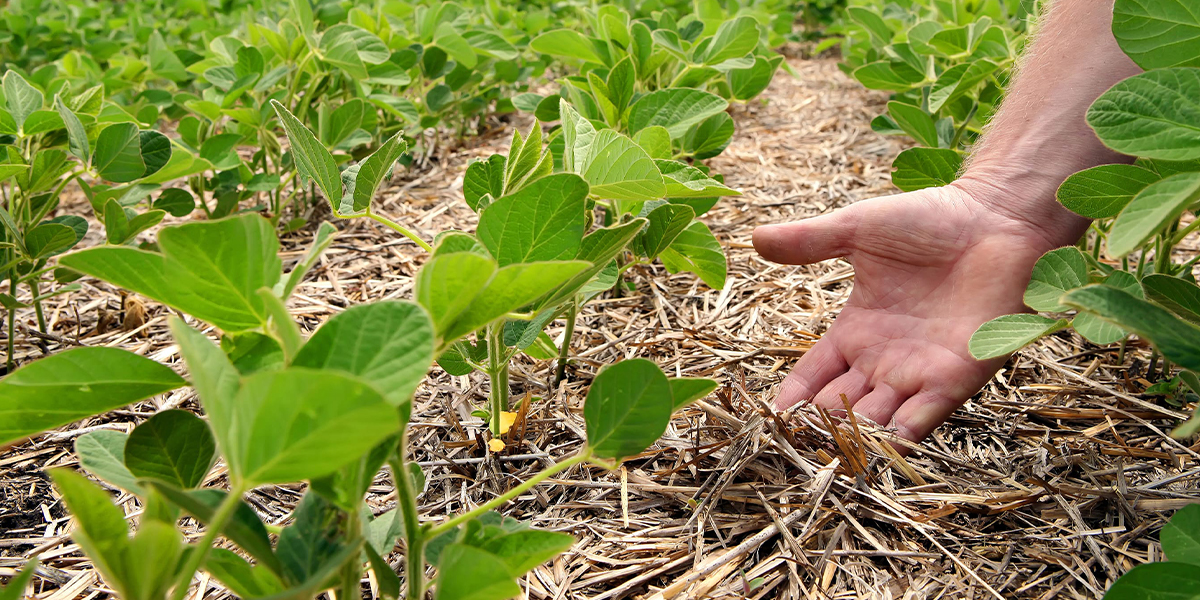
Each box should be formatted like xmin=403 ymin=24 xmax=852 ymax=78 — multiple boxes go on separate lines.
xmin=2 ymin=1 xmax=1200 ymax=599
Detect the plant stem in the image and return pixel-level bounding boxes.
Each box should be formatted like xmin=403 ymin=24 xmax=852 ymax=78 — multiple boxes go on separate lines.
xmin=169 ymin=485 xmax=245 ymax=600
xmin=425 ymin=450 xmax=592 ymax=539
xmin=390 ymin=433 xmax=425 ymax=600
xmin=486 ymin=322 xmax=510 ymax=436
xmin=554 ymin=300 xmax=578 ymax=388
xmin=30 ymin=279 xmax=45 ymax=333
xmin=1171 ymin=218 xmax=1200 ymax=246
xmin=6 ymin=272 xmax=15 ymax=373
xmin=366 ymin=212 xmax=433 ymax=252
xmin=337 ymin=509 xmax=363 ymax=600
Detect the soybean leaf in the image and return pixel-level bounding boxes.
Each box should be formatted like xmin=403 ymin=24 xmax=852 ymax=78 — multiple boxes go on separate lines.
xmin=200 ymin=133 xmax=243 ymax=170
xmin=928 ymin=60 xmax=999 ymax=113
xmin=293 ymin=301 xmax=434 ymax=409
xmin=124 ymin=409 xmax=216 ymax=489
xmin=636 ymin=203 xmax=694 ymax=259
xmin=22 ymin=110 xmax=64 ymax=136
xmin=463 ymin=155 xmax=506 ymax=212
xmin=1087 ymin=69 xmax=1200 ymax=161
xmin=3 ymin=70 xmax=42 ymax=130
xmin=139 ymin=131 xmax=171 ymax=179
xmin=585 ymin=358 xmax=674 ymax=463
xmin=433 ymin=23 xmax=477 ymax=69
xmin=659 ymin=221 xmax=726 ymax=289
xmin=442 ymin=261 xmax=591 ymax=343
xmin=530 ymin=30 xmax=603 ymax=64
xmin=1143 ymin=274 xmax=1200 ymax=325
xmin=226 ymin=368 xmax=402 ymax=486
xmin=670 ymin=378 xmax=718 ymax=410
xmin=628 ymin=89 xmax=729 ymax=138
xmin=347 ymin=132 xmax=407 ymax=214
xmin=141 ymin=483 xmax=282 ymax=576
xmin=435 ymin=544 xmax=522 ymax=600
xmin=365 ymin=544 xmax=400 ymax=600
xmin=271 ymin=100 xmax=341 ymax=209
xmin=887 ymin=101 xmax=939 ymax=147
xmin=1108 ymin=172 xmax=1200 ymax=257
xmin=281 ymin=221 xmax=337 ymax=300
xmin=684 ymin=112 xmax=735 ymax=160
xmin=1162 ymin=504 xmax=1200 ymax=565
xmin=1073 ymin=271 xmax=1142 ymax=345
xmin=851 ymin=60 xmax=924 ymax=91
xmin=1113 ymin=0 xmax=1200 ymax=70
xmin=205 ymin=549 xmax=287 ymax=598
xmin=48 ymin=469 xmax=131 ymax=595
xmin=55 ymin=95 xmax=89 ymax=161
xmin=538 ymin=219 xmax=647 ymax=310
xmin=1024 ymin=247 xmax=1089 ymax=312
xmin=634 ymin=126 xmax=672 ymax=159
xmin=0 ymin=348 xmax=184 ymax=445
xmin=891 ymin=148 xmax=962 ymax=191
xmin=657 ymin=161 xmax=740 ymax=198
xmin=276 ymin=492 xmax=362 ymax=589
xmin=25 ymin=222 xmax=77 ymax=258
xmin=1056 ymin=164 xmax=1161 ymax=218
xmin=702 ymin=16 xmax=760 ymax=65
xmin=1063 ymin=284 xmax=1200 ymax=370
xmin=324 ymin=99 xmax=364 ymax=148
xmin=728 ymin=57 xmax=776 ymax=101
xmin=1102 ymin=562 xmax=1200 ymax=600
xmin=477 ymin=173 xmax=588 ymax=266
xmin=154 ymin=189 xmax=196 ymax=218
xmin=478 ymin=530 xmax=575 ymax=575
xmin=416 ymin=252 xmax=497 ymax=336
xmin=62 ymin=214 xmax=282 ymax=332
xmin=124 ymin=521 xmax=184 ymax=600
xmin=577 ymin=129 xmax=665 ymax=201
xmin=148 ymin=31 xmax=189 ymax=82
xmin=76 ymin=430 xmax=142 ymax=494
xmin=968 ymin=315 xmax=1070 ymax=359
xmin=94 ymin=123 xmax=145 ymax=183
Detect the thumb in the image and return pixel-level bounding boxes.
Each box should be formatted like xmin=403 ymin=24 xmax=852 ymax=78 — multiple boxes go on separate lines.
xmin=752 ymin=206 xmax=861 ymax=265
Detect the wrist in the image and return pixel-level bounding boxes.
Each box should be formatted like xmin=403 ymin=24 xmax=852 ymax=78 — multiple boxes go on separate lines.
xmin=951 ymin=166 xmax=1091 ymax=252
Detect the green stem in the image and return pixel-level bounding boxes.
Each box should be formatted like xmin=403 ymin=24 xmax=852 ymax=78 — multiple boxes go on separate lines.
xmin=390 ymin=432 xmax=426 ymax=600
xmin=337 ymin=509 xmax=363 ymax=600
xmin=554 ymin=301 xmax=578 ymax=388
xmin=366 ymin=212 xmax=433 ymax=252
xmin=486 ymin=322 xmax=509 ymax=436
xmin=425 ymin=450 xmax=592 ymax=539
xmin=169 ymin=485 xmax=245 ymax=600
xmin=6 ymin=271 xmax=16 ymax=373
xmin=30 ymin=279 xmax=45 ymax=333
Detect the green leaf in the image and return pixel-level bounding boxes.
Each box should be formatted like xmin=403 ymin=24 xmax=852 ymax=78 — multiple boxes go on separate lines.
xmin=530 ymin=30 xmax=603 ymax=64
xmin=463 ymin=155 xmax=505 ymax=212
xmin=142 ymin=483 xmax=283 ymax=576
xmin=76 ymin=430 xmax=142 ymax=494
xmin=416 ymin=252 xmax=497 ymax=337
xmin=1073 ymin=271 xmax=1142 ymax=345
xmin=891 ymin=148 xmax=963 ymax=191
xmin=659 ymin=221 xmax=726 ymax=289
xmin=442 ymin=261 xmax=591 ymax=343
xmin=124 ymin=409 xmax=216 ymax=489
xmin=94 ymin=123 xmax=145 ymax=183
xmin=276 ymin=492 xmax=359 ymax=588
xmin=169 ymin=316 xmax=241 ymax=466
xmin=435 ymin=544 xmax=522 ymax=600
xmin=628 ymin=89 xmax=729 ymax=138
xmin=478 ymin=529 xmax=574 ymax=575
xmin=49 ymin=469 xmax=132 ymax=594
xmin=886 ymin=101 xmax=938 ymax=147
xmin=346 ymin=132 xmax=407 ymax=215
xmin=25 ymin=222 xmax=77 ymax=258
xmin=848 ymin=6 xmax=894 ymax=43
xmin=928 ymin=60 xmax=999 ymax=113
xmin=0 ymin=348 xmax=185 ymax=446
xmin=281 ymin=221 xmax=337 ymax=300
xmin=227 ymin=368 xmax=402 ymax=486
xmin=3 ymin=70 xmax=43 ymax=130
xmin=270 ymin=100 xmax=342 ymax=210
xmin=1024 ymin=247 xmax=1088 ymax=312
xmin=320 ymin=24 xmax=390 ymax=78
xmin=148 ymin=31 xmax=189 ymax=82
xmin=684 ymin=112 xmax=734 ymax=160
xmin=634 ymin=126 xmax=672 ymax=159
xmin=1102 ymin=562 xmax=1200 ymax=600
xmin=702 ymin=16 xmax=761 ymax=65
xmin=636 ymin=203 xmax=694 ymax=259
xmin=200 ymin=133 xmax=243 ymax=170
xmin=205 ymin=549 xmax=286 ymax=598
xmin=1161 ymin=503 xmax=1200 ymax=565
xmin=585 ymin=358 xmax=674 ymax=463
xmin=728 ymin=57 xmax=776 ymax=101
xmin=1087 ymin=69 xmax=1200 ymax=161
xmin=852 ymin=60 xmax=924 ymax=91
xmin=968 ymin=314 xmax=1070 ymax=359
xmin=477 ymin=173 xmax=588 ymax=266
xmin=365 ymin=544 xmax=400 ymax=600
xmin=154 ymin=189 xmax=196 ymax=218
xmin=0 ymin=558 xmax=38 ymax=600
xmin=1143 ymin=274 xmax=1200 ymax=325
xmin=21 ymin=110 xmax=64 ymax=136
xmin=1113 ymin=0 xmax=1200 ymax=70
xmin=657 ymin=161 xmax=739 ymax=198
xmin=292 ymin=301 xmax=434 ymax=410
xmin=1064 ymin=284 xmax=1200 ymax=370
xmin=537 ymin=219 xmax=647 ymax=310
xmin=138 ymin=132 xmax=171 ymax=179
xmin=434 ymin=23 xmax=477 ymax=69
xmin=669 ymin=377 xmax=718 ymax=410
xmin=1108 ymin=172 xmax=1200 ymax=257
xmin=54 ymin=95 xmax=89 ymax=161
xmin=62 ymin=214 xmax=282 ymax=332
xmin=1056 ymin=164 xmax=1161 ymax=219
xmin=577 ymin=129 xmax=666 ymax=201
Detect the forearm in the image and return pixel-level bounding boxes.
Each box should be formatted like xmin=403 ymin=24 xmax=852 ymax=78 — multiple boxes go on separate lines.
xmin=956 ymin=0 xmax=1142 ymax=246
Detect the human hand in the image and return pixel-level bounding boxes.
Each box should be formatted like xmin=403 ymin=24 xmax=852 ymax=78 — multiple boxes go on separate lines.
xmin=753 ymin=183 xmax=1086 ymax=444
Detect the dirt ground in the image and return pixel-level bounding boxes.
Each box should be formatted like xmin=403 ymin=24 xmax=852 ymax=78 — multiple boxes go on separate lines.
xmin=2 ymin=54 xmax=1196 ymax=600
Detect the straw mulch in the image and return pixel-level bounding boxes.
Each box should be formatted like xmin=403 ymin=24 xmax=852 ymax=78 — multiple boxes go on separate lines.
xmin=2 ymin=52 xmax=1197 ymax=600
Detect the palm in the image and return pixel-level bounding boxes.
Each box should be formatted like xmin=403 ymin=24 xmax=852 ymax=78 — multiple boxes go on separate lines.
xmin=754 ymin=186 xmax=1069 ymax=443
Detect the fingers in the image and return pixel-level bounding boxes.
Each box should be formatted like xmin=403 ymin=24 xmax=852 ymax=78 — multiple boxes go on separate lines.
xmin=890 ymin=391 xmax=964 ymax=444
xmin=812 ymin=369 xmax=871 ymax=410
xmin=774 ymin=341 xmax=846 ymax=411
xmin=752 ymin=206 xmax=861 ymax=265
xmin=848 ymin=384 xmax=904 ymax=427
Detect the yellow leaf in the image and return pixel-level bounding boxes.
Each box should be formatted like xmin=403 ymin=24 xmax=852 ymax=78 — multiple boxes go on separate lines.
xmin=488 ymin=438 xmax=506 ymax=453
xmin=497 ymin=411 xmax=518 ymax=435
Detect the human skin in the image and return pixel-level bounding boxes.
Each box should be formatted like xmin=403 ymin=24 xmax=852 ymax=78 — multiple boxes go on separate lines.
xmin=752 ymin=0 xmax=1142 ymax=445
